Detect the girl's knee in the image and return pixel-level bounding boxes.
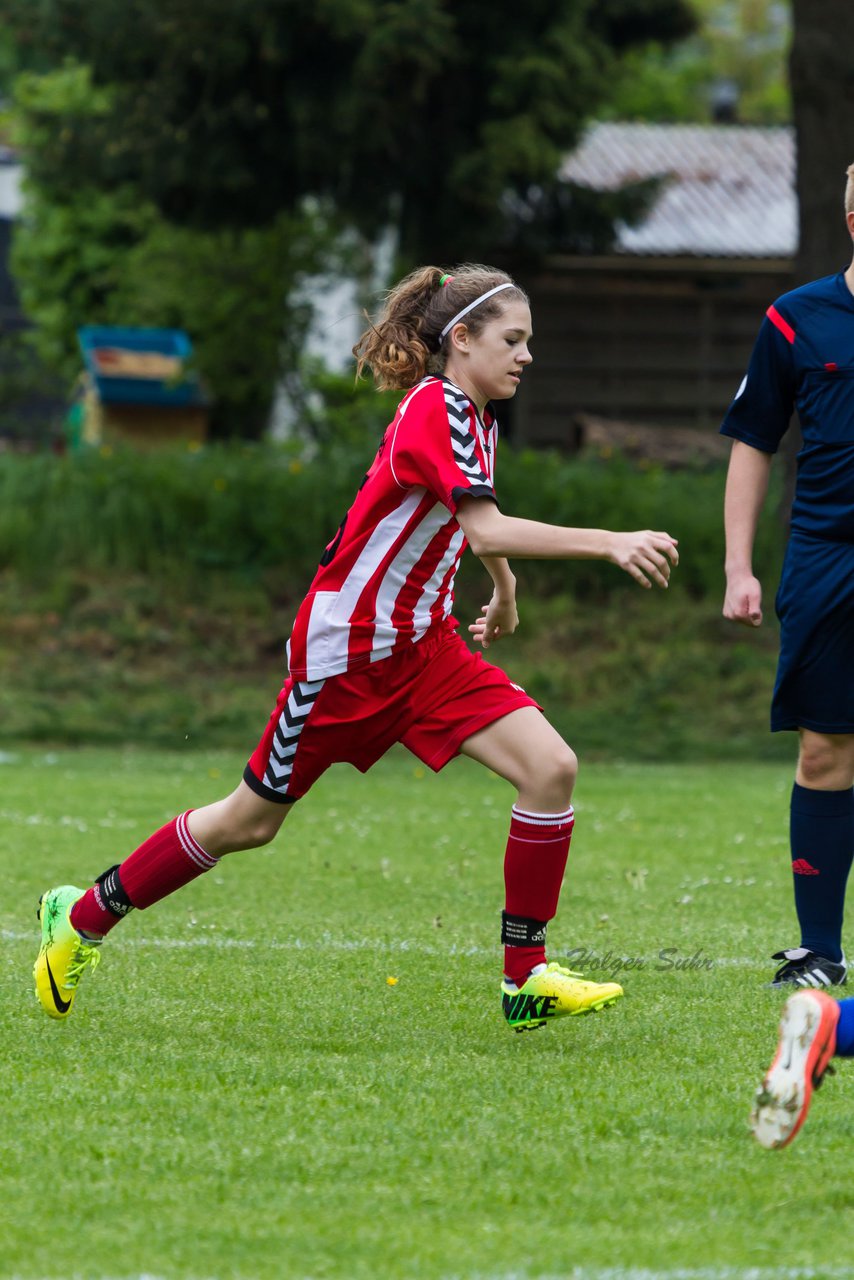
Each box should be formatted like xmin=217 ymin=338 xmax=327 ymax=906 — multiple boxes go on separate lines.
xmin=192 ymin=793 xmax=287 ymax=856
xmin=523 ymin=743 xmax=578 ymax=810
xmin=552 ymin=743 xmax=578 ymax=794
xmin=236 ymin=815 xmax=283 ymax=850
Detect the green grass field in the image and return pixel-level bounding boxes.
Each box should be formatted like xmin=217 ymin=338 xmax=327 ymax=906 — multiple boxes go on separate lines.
xmin=3 ymin=746 xmax=853 ymax=1280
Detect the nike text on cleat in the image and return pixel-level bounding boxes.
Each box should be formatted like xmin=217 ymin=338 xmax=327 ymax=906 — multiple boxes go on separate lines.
xmin=500 ymin=961 xmax=623 ymax=1032
xmin=770 ymin=947 xmax=848 ymax=989
xmin=34 ymin=886 xmax=102 ymax=1020
xmin=751 ymin=989 xmax=839 ymax=1148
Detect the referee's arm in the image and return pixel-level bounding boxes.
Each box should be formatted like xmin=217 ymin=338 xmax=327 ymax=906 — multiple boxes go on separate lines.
xmin=722 ymin=440 xmax=774 ymax=627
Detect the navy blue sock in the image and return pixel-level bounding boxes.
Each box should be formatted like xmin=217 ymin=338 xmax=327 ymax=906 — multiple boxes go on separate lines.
xmin=790 ymin=783 xmax=854 ymax=963
xmin=836 ymin=998 xmax=854 ymax=1058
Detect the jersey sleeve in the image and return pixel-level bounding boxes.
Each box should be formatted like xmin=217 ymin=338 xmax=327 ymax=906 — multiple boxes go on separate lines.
xmin=389 ymin=384 xmax=496 ymax=513
xmin=719 ymin=308 xmax=797 ymax=453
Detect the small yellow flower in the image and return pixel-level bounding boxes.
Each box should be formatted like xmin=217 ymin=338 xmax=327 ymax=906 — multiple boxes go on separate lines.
xmin=99 ymin=445 xmax=113 ymax=458
xmin=386 ymin=976 xmax=399 ymax=986
xmin=213 ymin=477 xmax=227 ymax=492
xmin=288 ymin=459 xmax=303 ymax=475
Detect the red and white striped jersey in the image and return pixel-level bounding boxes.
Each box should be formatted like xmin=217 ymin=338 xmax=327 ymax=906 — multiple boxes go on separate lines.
xmin=287 ymin=376 xmax=497 ymax=681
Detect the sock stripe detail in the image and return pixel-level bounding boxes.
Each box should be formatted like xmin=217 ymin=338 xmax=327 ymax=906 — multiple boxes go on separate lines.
xmin=511 ymin=805 xmax=574 ymax=827
xmin=504 ymin=835 xmax=575 ymax=848
xmin=176 ymin=811 xmax=217 ymax=871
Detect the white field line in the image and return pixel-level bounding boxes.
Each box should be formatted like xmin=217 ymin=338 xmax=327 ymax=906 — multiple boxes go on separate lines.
xmin=3 ymin=927 xmax=763 ymax=966
xmin=5 ymin=1269 xmax=854 ymax=1280
xmin=451 ymin=1271 xmax=854 ymax=1280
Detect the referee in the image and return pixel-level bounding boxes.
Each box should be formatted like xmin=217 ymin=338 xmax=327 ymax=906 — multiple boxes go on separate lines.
xmin=721 ymin=164 xmax=854 ymax=989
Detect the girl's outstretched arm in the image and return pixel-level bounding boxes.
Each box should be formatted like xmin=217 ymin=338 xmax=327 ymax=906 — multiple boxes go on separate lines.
xmin=456 ymin=496 xmax=678 ymax=590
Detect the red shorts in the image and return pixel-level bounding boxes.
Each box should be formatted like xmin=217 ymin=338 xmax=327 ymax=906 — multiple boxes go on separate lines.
xmin=244 ymin=624 xmax=541 ymax=803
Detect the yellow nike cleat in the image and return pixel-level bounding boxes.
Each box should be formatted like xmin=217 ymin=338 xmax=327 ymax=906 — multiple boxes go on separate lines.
xmin=501 ymin=961 xmax=623 ymax=1033
xmin=34 ymin=886 xmax=101 ymax=1020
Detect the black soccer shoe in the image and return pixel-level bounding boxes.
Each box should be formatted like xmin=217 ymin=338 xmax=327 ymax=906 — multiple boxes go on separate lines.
xmin=770 ymin=947 xmax=848 ymax=989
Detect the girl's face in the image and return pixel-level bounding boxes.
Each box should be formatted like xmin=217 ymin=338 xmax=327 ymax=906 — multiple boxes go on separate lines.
xmin=444 ymin=299 xmax=533 ymax=410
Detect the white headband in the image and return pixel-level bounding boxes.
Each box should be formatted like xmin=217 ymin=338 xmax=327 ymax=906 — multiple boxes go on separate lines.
xmin=439 ymin=281 xmax=516 ymax=343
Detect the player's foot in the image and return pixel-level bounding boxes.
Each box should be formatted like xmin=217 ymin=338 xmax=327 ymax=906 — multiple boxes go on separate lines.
xmin=34 ymin=886 xmax=101 ymax=1019
xmin=750 ymin=989 xmax=839 ymax=1148
xmin=501 ymin=961 xmax=623 ymax=1033
xmin=770 ymin=947 xmax=847 ymax=989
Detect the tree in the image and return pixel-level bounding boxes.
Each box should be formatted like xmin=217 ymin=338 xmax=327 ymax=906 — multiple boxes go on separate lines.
xmin=2 ymin=0 xmax=698 ymax=436
xmin=1 ymin=0 xmax=696 ymax=262
xmin=9 ymin=63 xmax=344 ymax=436
xmin=789 ymin=0 xmax=854 ymax=285
xmin=605 ymin=0 xmax=791 ymax=124
xmin=776 ymin=0 xmax=854 ymax=518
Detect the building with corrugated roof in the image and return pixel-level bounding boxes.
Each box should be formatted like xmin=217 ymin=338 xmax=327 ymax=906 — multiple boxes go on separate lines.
xmin=513 ymin=122 xmax=797 ymax=451
xmin=559 ymin=121 xmax=796 ymax=258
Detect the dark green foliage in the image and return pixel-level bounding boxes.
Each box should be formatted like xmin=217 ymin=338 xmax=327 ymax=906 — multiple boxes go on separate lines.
xmin=1 ymin=0 xmax=697 ymax=260
xmin=8 ymin=63 xmax=348 ymax=436
xmin=9 ymin=173 xmax=158 ymax=376
xmin=588 ymin=0 xmax=697 ymax=51
xmin=501 ymin=176 xmax=664 ymax=260
xmin=0 ymin=326 xmax=64 ymax=445
xmin=8 ymin=61 xmax=343 ymax=435
xmin=109 ymin=214 xmax=339 ymax=440
xmin=1 ymin=0 xmax=700 ymax=443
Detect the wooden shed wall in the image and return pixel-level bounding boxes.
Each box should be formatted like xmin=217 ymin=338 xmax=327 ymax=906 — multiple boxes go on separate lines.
xmin=511 ymin=257 xmax=794 ymax=448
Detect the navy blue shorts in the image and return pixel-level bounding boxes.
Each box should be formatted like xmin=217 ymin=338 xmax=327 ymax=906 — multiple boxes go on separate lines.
xmin=772 ymin=532 xmax=854 ymax=733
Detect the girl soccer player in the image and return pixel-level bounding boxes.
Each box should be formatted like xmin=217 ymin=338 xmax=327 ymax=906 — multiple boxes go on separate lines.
xmin=34 ymin=263 xmax=678 ymax=1033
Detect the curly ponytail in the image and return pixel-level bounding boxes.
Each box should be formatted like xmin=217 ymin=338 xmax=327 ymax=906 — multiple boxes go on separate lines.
xmin=353 ymin=263 xmax=528 ymax=391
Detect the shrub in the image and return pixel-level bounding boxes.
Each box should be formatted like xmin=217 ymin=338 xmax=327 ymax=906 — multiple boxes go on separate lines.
xmin=0 ymin=442 xmax=784 ymax=601
xmin=495 ymin=448 xmax=784 ymax=600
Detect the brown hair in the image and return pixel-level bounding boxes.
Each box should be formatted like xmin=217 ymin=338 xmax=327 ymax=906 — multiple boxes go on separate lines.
xmin=846 ymin=163 xmax=854 ymax=216
xmin=353 ymin=263 xmax=529 ymax=390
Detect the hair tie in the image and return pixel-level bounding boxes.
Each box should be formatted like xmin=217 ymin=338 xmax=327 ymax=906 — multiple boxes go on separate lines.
xmin=439 ymin=273 xmax=454 ymax=287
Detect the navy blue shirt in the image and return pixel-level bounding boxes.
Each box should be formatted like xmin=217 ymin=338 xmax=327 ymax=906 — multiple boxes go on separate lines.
xmin=720 ymin=272 xmax=854 ymax=543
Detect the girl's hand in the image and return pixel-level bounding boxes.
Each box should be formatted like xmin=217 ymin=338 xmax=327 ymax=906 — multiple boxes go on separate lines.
xmin=608 ymin=531 xmax=679 ymax=589
xmin=468 ymin=595 xmax=519 ymax=649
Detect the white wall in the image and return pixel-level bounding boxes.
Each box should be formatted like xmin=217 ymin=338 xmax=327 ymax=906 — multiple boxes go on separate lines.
xmin=0 ymin=158 xmax=22 ymax=219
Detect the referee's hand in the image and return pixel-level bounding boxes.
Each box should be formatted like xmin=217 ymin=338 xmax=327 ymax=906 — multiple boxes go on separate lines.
xmin=723 ymin=572 xmax=763 ymax=627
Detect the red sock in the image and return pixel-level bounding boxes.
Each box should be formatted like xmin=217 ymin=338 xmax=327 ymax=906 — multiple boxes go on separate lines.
xmin=503 ymin=804 xmax=574 ymax=986
xmin=70 ymin=812 xmax=217 ymax=937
